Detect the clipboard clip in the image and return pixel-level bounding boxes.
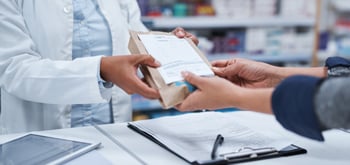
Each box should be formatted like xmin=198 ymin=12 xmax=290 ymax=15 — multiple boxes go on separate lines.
xmin=219 ymin=147 xmax=278 ymax=160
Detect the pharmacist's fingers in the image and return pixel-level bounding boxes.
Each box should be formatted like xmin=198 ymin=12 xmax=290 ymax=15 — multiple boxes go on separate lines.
xmin=186 ymin=33 xmax=199 ymax=45
xmin=135 ymin=55 xmax=161 ymax=68
xmin=131 ymin=78 xmax=160 ymax=99
xmin=172 ymin=27 xmax=199 ymax=45
xmin=172 ymin=27 xmax=186 ymax=37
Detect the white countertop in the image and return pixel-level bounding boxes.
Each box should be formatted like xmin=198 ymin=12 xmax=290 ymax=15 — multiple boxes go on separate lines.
xmin=1 ymin=111 xmax=349 ymax=165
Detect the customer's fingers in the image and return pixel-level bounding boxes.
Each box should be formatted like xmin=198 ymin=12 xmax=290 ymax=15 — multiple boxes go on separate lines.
xmin=181 ymin=71 xmax=206 ymax=88
xmin=211 ymin=60 xmax=229 ymax=67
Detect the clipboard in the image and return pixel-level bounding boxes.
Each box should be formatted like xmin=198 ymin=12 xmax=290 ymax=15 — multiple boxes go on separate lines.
xmin=195 ymin=145 xmax=306 ymax=165
xmin=127 ymin=112 xmax=307 ymax=165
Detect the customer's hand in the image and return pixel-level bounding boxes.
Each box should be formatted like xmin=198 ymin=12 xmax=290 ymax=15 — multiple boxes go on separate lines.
xmin=100 ymin=55 xmax=160 ymax=99
xmin=212 ymin=58 xmax=283 ymax=88
xmin=171 ymin=27 xmax=199 ymax=45
xmin=175 ymin=71 xmax=240 ymax=111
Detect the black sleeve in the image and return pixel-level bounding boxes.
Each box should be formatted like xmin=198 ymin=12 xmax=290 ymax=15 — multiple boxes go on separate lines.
xmin=271 ymin=56 xmax=350 ymax=141
xmin=272 ymin=75 xmax=325 ymax=141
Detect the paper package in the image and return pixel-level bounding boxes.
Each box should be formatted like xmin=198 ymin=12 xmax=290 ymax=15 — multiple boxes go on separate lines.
xmin=128 ymin=31 xmax=213 ymax=109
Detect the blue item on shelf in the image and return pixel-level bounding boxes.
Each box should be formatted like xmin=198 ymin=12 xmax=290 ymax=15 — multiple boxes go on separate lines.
xmin=337 ymin=36 xmax=350 ymax=56
xmin=137 ymin=0 xmax=149 ymax=16
xmin=319 ymin=32 xmax=329 ymax=50
xmin=173 ymin=3 xmax=187 ymax=17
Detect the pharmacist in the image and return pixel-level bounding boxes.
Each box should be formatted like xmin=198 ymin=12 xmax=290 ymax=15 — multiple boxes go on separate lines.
xmin=0 ymin=0 xmax=197 ymax=134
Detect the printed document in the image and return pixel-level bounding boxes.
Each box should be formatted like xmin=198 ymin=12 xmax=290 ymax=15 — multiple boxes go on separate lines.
xmin=138 ymin=34 xmax=214 ymax=84
xmin=129 ymin=112 xmax=292 ymax=162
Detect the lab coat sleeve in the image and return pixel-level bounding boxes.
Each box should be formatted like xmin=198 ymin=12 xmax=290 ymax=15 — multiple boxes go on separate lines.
xmin=0 ymin=0 xmax=109 ymax=104
xmin=120 ymin=0 xmax=148 ymax=32
xmin=96 ymin=58 xmax=113 ymax=100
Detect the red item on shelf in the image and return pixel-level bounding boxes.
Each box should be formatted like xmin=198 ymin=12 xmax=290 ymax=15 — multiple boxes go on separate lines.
xmin=147 ymin=11 xmax=162 ymax=17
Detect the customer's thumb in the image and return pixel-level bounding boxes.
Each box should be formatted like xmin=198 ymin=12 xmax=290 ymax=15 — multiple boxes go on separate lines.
xmin=212 ymin=67 xmax=226 ymax=77
xmin=181 ymin=71 xmax=202 ymax=87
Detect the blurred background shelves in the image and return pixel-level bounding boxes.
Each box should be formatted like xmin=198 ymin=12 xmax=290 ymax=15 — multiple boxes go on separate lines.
xmin=142 ymin=16 xmax=315 ymax=29
xmin=134 ymin=0 xmax=348 ymax=119
xmin=139 ymin=0 xmax=317 ymax=66
xmin=316 ymin=0 xmax=350 ymax=64
xmin=207 ymin=53 xmax=312 ymax=64
xmin=132 ymin=0 xmax=350 ymax=118
xmin=330 ymin=0 xmax=350 ymax=13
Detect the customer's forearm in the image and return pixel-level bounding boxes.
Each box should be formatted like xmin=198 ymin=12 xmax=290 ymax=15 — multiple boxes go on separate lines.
xmin=279 ymin=67 xmax=327 ymax=79
xmin=235 ymin=88 xmax=274 ymax=114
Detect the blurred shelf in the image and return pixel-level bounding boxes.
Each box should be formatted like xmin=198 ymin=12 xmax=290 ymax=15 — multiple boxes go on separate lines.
xmin=206 ymin=53 xmax=312 ymax=63
xmin=331 ymin=0 xmax=350 ymax=13
xmin=334 ymin=26 xmax=350 ymax=36
xmin=133 ymin=107 xmax=238 ymax=119
xmin=132 ymin=97 xmax=162 ymax=112
xmin=133 ymin=109 xmax=189 ymax=119
xmin=142 ymin=16 xmax=315 ymax=29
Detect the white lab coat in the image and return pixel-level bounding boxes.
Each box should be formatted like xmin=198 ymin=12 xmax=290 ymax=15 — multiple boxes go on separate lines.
xmin=0 ymin=0 xmax=148 ymax=134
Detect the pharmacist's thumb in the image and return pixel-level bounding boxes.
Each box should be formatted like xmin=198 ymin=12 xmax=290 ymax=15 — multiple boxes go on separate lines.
xmin=181 ymin=71 xmax=203 ymax=87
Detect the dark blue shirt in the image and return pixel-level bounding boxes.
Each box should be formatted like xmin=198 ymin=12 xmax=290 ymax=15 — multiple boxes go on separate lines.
xmin=271 ymin=57 xmax=350 ymax=141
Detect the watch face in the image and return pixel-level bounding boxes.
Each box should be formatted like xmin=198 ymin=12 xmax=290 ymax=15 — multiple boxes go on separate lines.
xmin=328 ymin=66 xmax=350 ymax=77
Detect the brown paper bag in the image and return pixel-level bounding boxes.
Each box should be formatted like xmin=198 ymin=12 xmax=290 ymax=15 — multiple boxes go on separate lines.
xmin=128 ymin=31 xmax=212 ymax=109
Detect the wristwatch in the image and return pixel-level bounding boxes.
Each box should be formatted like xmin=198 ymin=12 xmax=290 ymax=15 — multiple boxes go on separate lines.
xmin=328 ymin=66 xmax=350 ymax=77
xmin=326 ymin=57 xmax=350 ymax=77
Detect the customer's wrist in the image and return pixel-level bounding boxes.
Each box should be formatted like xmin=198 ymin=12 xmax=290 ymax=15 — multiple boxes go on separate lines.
xmin=263 ymin=66 xmax=284 ymax=87
xmin=231 ymin=87 xmax=250 ymax=109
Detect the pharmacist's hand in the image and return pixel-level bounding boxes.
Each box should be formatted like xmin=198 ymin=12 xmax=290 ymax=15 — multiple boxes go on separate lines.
xmin=212 ymin=58 xmax=283 ymax=88
xmin=100 ymin=55 xmax=160 ymax=99
xmin=171 ymin=27 xmax=199 ymax=45
xmin=175 ymin=71 xmax=239 ymax=111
